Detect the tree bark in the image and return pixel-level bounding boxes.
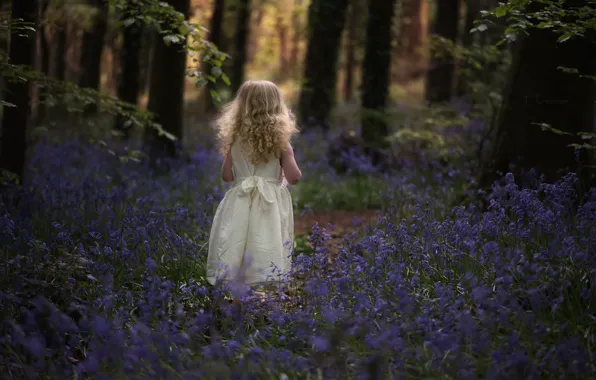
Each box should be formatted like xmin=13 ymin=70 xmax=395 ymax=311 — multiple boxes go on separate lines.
xmin=479 ymin=3 xmax=596 ymax=187
xmin=54 ymin=25 xmax=67 ymax=81
xmin=289 ymin=0 xmax=302 ymax=78
xmin=298 ymin=0 xmax=349 ymax=129
xmin=144 ymin=0 xmax=190 ymax=161
xmin=247 ymin=6 xmax=264 ymax=64
xmin=36 ymin=0 xmax=50 ymax=125
xmin=78 ymin=0 xmax=108 ymax=114
xmin=456 ymin=0 xmax=482 ymax=97
xmin=361 ymin=0 xmax=396 ymax=148
xmin=400 ymin=0 xmax=427 ymax=56
xmin=115 ymin=16 xmax=143 ymax=137
xmin=139 ymin=29 xmax=155 ymax=97
xmin=205 ymin=0 xmax=225 ymax=112
xmin=343 ymin=1 xmax=358 ymax=102
xmin=230 ymin=0 xmax=251 ymax=93
xmin=1 ymin=0 xmax=36 ymax=182
xmin=277 ymin=15 xmax=289 ymax=79
xmin=424 ymin=0 xmax=459 ymax=103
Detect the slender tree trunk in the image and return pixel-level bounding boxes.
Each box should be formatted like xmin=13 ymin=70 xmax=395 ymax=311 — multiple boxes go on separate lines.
xmin=400 ymin=0 xmax=423 ymax=55
xmin=36 ymin=0 xmax=50 ymax=125
xmin=139 ymin=29 xmax=155 ymax=97
xmin=343 ymin=0 xmax=360 ymax=102
xmin=289 ymin=0 xmax=302 ymax=78
xmin=205 ymin=0 xmax=225 ymax=112
xmin=456 ymin=0 xmax=481 ymax=96
xmin=231 ymin=0 xmax=251 ymax=93
xmin=54 ymin=25 xmax=67 ymax=81
xmin=277 ymin=15 xmax=289 ymax=78
xmin=1 ymin=0 xmax=36 ymax=182
xmin=247 ymin=7 xmax=264 ymax=64
xmin=479 ymin=1 xmax=596 ymax=188
xmin=298 ymin=0 xmax=349 ymax=129
xmin=115 ymin=17 xmax=143 ymax=137
xmin=144 ymin=0 xmax=190 ymax=161
xmin=424 ymin=0 xmax=459 ymax=103
xmin=78 ymin=0 xmax=108 ymax=114
xmin=361 ymin=0 xmax=396 ymax=148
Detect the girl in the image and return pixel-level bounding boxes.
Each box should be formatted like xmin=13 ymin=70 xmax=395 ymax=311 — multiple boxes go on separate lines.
xmin=206 ymin=80 xmax=302 ymax=294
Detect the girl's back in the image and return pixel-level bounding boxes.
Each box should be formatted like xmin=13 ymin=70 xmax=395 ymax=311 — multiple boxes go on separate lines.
xmin=230 ymin=140 xmax=281 ymax=182
xmin=206 ymin=80 xmax=300 ymax=288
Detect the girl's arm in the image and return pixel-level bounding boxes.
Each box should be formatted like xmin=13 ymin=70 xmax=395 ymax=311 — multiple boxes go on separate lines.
xmin=280 ymin=144 xmax=302 ymax=185
xmin=222 ymin=150 xmax=234 ymax=182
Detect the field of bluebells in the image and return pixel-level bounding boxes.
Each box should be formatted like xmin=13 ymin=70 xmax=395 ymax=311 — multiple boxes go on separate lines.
xmin=1 ymin=112 xmax=595 ymax=379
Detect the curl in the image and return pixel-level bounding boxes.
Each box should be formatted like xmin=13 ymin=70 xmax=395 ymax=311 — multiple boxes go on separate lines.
xmin=213 ymin=80 xmax=298 ymax=164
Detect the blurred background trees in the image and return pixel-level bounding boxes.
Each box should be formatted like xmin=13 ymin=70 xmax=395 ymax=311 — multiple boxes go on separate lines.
xmin=0 ymin=0 xmax=594 ymax=186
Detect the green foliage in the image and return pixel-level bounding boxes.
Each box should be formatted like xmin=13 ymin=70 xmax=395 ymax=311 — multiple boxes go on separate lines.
xmin=294 ymin=175 xmax=386 ymax=211
xmin=109 ymin=0 xmax=230 ymax=97
xmin=475 ymin=0 xmax=596 ymax=45
xmin=0 ymin=0 xmax=228 ymax=141
xmin=538 ymin=123 xmax=596 ymax=153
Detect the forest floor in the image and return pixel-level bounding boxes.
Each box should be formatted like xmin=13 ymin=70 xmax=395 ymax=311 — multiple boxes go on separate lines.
xmin=293 ymin=209 xmax=380 ymax=256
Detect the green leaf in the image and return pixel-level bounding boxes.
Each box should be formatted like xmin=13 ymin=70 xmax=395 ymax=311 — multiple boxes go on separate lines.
xmin=495 ymin=6 xmax=508 ymax=18
xmin=557 ymin=66 xmax=579 ymax=74
xmin=558 ymin=33 xmax=572 ymax=43
xmin=210 ymin=89 xmax=222 ymax=106
xmin=195 ymin=77 xmax=208 ymax=88
xmin=122 ymin=18 xmax=136 ymax=27
xmin=221 ymin=73 xmax=231 ymax=86
xmin=210 ymin=66 xmax=222 ymax=77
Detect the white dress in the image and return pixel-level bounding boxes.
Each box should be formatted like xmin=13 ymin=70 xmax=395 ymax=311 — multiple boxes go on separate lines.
xmin=206 ymin=141 xmax=294 ymax=286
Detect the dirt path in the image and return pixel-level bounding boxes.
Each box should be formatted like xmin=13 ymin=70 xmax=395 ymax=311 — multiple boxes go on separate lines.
xmin=295 ymin=209 xmax=380 ymax=236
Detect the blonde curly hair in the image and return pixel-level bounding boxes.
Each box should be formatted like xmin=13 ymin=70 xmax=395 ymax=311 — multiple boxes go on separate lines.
xmin=215 ymin=80 xmax=298 ymax=164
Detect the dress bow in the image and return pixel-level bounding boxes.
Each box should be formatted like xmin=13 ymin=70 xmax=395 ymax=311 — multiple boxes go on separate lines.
xmin=237 ymin=176 xmax=276 ymax=206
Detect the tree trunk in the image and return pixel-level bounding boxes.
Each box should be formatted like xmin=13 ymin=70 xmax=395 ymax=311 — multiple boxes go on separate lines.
xmin=78 ymin=0 xmax=107 ymax=114
xmin=277 ymin=15 xmax=289 ymax=79
xmin=289 ymin=0 xmax=302 ymax=78
xmin=144 ymin=0 xmax=190 ymax=161
xmin=361 ymin=0 xmax=396 ymax=148
xmin=298 ymin=0 xmax=349 ymax=129
xmin=205 ymin=0 xmax=225 ymax=112
xmin=115 ymin=16 xmax=143 ymax=137
xmin=400 ymin=0 xmax=427 ymax=56
xmin=247 ymin=7 xmax=264 ymax=65
xmin=230 ymin=0 xmax=251 ymax=93
xmin=424 ymin=0 xmax=459 ymax=103
xmin=36 ymin=0 xmax=50 ymax=125
xmin=343 ymin=2 xmax=355 ymax=102
xmin=54 ymin=25 xmax=67 ymax=81
xmin=1 ymin=0 xmax=36 ymax=182
xmin=139 ymin=29 xmax=155 ymax=97
xmin=479 ymin=3 xmax=596 ymax=188
xmin=456 ymin=0 xmax=482 ymax=97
